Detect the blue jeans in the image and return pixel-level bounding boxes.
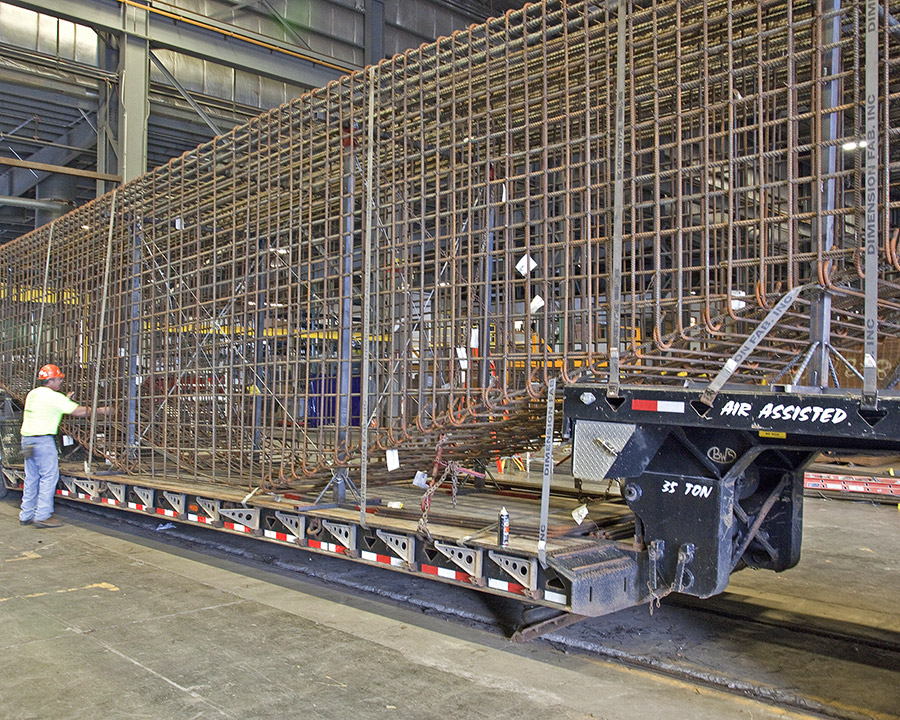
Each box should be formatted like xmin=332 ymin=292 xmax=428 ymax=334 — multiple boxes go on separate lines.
xmin=19 ymin=435 xmax=60 ymax=523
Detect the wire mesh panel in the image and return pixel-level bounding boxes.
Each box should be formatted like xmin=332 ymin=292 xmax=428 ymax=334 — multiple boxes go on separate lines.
xmin=0 ymin=0 xmax=898 ymax=488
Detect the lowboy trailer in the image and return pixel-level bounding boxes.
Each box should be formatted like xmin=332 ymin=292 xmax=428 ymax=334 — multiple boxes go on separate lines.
xmin=4 ymin=383 xmax=898 ymax=631
xmin=2 ymin=0 xmax=900 ymax=633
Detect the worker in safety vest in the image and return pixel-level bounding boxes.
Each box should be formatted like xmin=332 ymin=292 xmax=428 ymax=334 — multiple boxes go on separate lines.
xmin=19 ymin=364 xmax=112 ymax=528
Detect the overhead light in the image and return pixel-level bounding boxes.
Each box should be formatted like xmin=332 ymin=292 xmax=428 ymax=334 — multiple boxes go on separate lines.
xmin=842 ymin=139 xmax=867 ymax=151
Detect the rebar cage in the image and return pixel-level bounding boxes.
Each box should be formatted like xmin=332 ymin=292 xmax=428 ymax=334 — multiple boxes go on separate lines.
xmin=1 ymin=0 xmax=899 ymax=487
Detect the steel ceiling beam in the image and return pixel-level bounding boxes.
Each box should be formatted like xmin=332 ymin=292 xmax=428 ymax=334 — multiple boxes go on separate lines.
xmin=0 ymin=155 xmax=118 ymax=182
xmin=0 ymin=195 xmax=72 ymax=211
xmin=0 ymin=117 xmax=99 ymax=197
xmin=0 ymin=69 xmax=99 ymax=108
xmin=149 ymin=51 xmax=223 ymax=137
xmin=8 ymin=0 xmax=349 ymax=88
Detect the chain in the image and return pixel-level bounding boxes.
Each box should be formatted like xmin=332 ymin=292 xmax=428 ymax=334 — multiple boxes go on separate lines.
xmin=417 ymin=461 xmax=460 ymax=541
xmin=647 ymin=581 xmax=669 ymax=616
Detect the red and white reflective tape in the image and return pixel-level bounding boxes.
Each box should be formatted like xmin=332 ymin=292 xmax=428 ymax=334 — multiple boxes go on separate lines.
xmin=100 ymin=497 xmax=119 ymax=506
xmin=543 ymin=590 xmax=567 ymax=605
xmin=805 ymin=472 xmax=900 ymax=497
xmin=487 ymin=577 xmax=527 ymax=595
xmin=127 ymin=502 xmax=149 ymax=511
xmin=263 ymin=529 xmax=298 ymax=543
xmin=308 ymin=539 xmax=346 ymax=554
xmin=77 ymin=493 xmax=90 ymax=500
xmin=56 ymin=489 xmax=72 ymax=497
xmin=156 ymin=507 xmax=177 ymax=518
xmin=361 ymin=550 xmax=403 ymax=567
xmin=631 ymin=398 xmax=685 ymax=414
xmin=187 ymin=513 xmax=214 ymax=524
xmin=224 ymin=521 xmax=252 ymax=534
xmin=421 ymin=563 xmax=473 ymax=583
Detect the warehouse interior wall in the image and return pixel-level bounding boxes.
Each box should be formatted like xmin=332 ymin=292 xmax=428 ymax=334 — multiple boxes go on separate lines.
xmin=0 ymin=0 xmax=525 ymax=243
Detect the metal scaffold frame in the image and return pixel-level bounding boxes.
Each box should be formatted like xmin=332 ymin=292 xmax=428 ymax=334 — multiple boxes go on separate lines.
xmin=1 ymin=0 xmax=898 ymax=490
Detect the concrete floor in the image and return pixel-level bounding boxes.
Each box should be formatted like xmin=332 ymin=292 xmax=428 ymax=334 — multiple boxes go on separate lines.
xmin=0 ymin=495 xmax=893 ymax=720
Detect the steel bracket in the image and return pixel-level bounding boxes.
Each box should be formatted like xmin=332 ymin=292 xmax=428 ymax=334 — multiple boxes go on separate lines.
xmin=0 ymin=467 xmax=17 ymax=487
xmin=275 ymin=511 xmax=304 ymax=539
xmin=219 ymin=506 xmax=260 ymax=530
xmin=162 ymin=491 xmax=185 ymax=515
xmin=648 ymin=539 xmax=665 ymax=592
xmin=73 ymin=478 xmax=100 ymax=499
xmin=377 ymin=530 xmax=415 ymax=565
xmin=488 ymin=551 xmax=537 ymax=591
xmin=434 ymin=541 xmax=482 ymax=578
xmin=323 ymin=520 xmax=357 ymax=550
xmin=673 ymin=543 xmax=696 ymax=593
xmin=133 ymin=486 xmax=154 ymax=508
xmin=197 ymin=497 xmax=221 ymax=522
xmin=104 ymin=482 xmax=126 ymax=503
xmin=60 ymin=475 xmax=76 ymax=494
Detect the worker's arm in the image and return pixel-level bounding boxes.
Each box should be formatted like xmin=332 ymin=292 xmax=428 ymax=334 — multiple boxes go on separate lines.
xmin=70 ymin=405 xmax=113 ymax=418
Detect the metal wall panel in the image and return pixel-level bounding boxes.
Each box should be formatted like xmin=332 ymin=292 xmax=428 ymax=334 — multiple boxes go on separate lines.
xmin=0 ymin=4 xmax=97 ymax=65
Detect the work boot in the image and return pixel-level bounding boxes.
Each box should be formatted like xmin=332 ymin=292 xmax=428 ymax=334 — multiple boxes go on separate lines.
xmin=33 ymin=517 xmax=63 ymax=529
xmin=19 ymin=518 xmax=32 ymax=526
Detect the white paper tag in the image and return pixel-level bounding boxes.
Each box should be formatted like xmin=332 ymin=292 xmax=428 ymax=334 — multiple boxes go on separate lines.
xmin=530 ymin=295 xmax=545 ymax=313
xmin=386 ymin=501 xmax=404 ymax=509
xmin=571 ymin=503 xmax=589 ymax=525
xmin=469 ymin=328 xmax=479 ymax=348
xmin=412 ymin=470 xmax=428 ymax=489
xmin=516 ymin=254 xmax=537 ymax=276
xmin=386 ymin=448 xmax=400 ymax=471
xmin=456 ymin=347 xmax=469 ymax=370
xmin=62 ymin=435 xmax=74 ymax=447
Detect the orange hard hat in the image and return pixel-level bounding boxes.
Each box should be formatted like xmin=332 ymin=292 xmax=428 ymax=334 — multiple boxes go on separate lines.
xmin=38 ymin=364 xmax=65 ymax=380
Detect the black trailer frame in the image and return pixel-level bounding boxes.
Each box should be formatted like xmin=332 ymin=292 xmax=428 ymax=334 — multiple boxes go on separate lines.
xmin=563 ymin=384 xmax=900 ymax=607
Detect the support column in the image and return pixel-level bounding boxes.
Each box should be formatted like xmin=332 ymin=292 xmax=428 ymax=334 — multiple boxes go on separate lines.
xmin=364 ymin=0 xmax=385 ymax=66
xmin=97 ymin=36 xmax=119 ymax=197
xmin=118 ymin=6 xmax=149 ymax=184
xmin=811 ymin=0 xmax=841 ymax=387
xmin=34 ymin=173 xmax=75 ymax=228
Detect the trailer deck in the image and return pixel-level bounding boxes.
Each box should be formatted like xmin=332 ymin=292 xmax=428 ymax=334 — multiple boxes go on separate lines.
xmin=1 ymin=458 xmax=641 ymax=617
